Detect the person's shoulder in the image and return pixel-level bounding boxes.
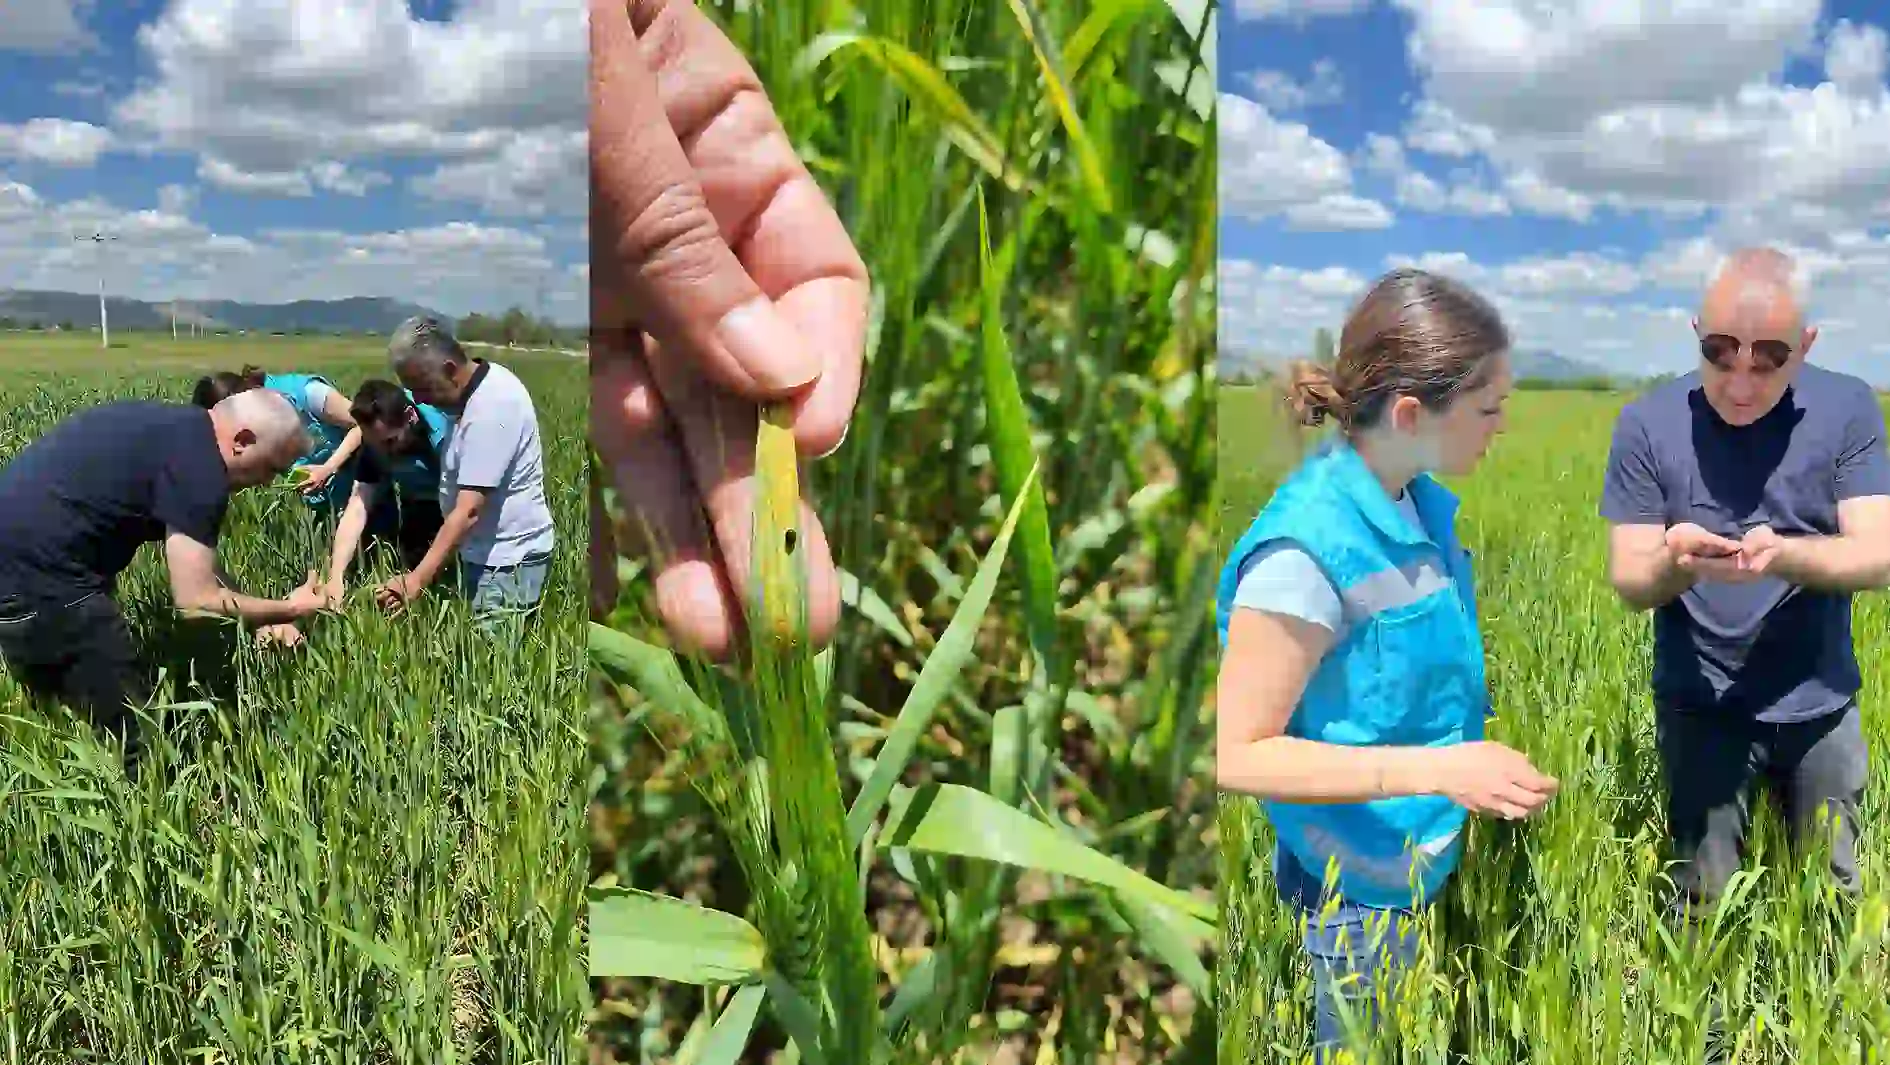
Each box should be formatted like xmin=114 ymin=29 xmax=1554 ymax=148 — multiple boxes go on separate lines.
xmin=488 ymin=361 xmax=534 ymax=399
xmin=1620 ymin=371 xmax=1696 ymax=418
xmin=1798 ymin=362 xmax=1879 ymax=408
xmin=103 ymin=399 xmax=201 ymax=431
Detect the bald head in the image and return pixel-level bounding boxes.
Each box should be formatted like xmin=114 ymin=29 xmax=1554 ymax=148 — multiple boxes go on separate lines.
xmin=1693 ymin=245 xmax=1818 ymax=426
xmin=1701 ymin=246 xmax=1809 ymax=331
xmin=209 ymin=388 xmax=311 ymax=487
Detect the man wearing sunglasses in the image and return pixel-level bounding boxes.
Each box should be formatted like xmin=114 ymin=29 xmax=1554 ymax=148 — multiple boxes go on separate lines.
xmin=1598 ymin=246 xmax=1890 ymax=1045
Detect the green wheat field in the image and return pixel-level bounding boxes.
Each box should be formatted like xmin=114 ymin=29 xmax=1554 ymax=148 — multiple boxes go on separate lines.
xmin=0 ymin=333 xmax=587 ymax=1062
xmin=1216 ymin=381 xmax=1890 ymax=1064
xmin=586 ymin=0 xmax=1219 ymax=1062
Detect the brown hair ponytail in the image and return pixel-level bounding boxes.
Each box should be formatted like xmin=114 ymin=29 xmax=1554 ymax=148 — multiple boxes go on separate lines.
xmin=1278 ymin=267 xmax=1509 ymax=439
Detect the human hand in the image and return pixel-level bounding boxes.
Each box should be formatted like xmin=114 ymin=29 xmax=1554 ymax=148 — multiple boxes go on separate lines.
xmin=287 ymin=569 xmax=326 ymax=615
xmin=256 ymin=622 xmax=304 ymax=649
xmin=298 ymin=463 xmax=335 ymax=496
xmin=1431 ymin=741 xmax=1559 ymax=820
xmin=589 ymin=0 xmax=867 ymax=661
xmin=1738 ymin=525 xmax=1786 ymax=576
xmin=1666 ymin=522 xmax=1741 ymax=562
xmin=321 ymin=579 xmax=347 ymax=612
xmin=375 ymin=573 xmax=423 ymax=614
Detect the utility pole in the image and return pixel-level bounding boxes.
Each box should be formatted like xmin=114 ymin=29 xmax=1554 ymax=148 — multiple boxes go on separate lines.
xmin=74 ymin=231 xmax=118 ymax=349
xmin=536 ymin=271 xmax=551 ymax=347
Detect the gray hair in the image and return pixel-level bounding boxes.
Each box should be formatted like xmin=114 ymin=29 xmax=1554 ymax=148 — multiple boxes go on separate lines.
xmin=388 ymin=315 xmax=467 ymax=373
xmin=1705 ymin=246 xmax=1812 ymax=321
xmin=216 ymin=388 xmax=310 ymax=457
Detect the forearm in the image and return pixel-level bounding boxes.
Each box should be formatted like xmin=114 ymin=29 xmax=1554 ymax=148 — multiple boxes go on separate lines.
xmin=1774 ymin=535 xmax=1890 ymax=591
xmin=1612 ymin=545 xmax=1695 ymax=610
xmin=409 ymin=505 xmax=477 ymax=585
xmin=1217 ymin=737 xmax=1442 ymax=804
xmin=184 ymin=586 xmax=309 ymax=625
xmin=327 ymin=427 xmax=363 ymax=469
xmin=328 ymin=496 xmax=371 ymax=585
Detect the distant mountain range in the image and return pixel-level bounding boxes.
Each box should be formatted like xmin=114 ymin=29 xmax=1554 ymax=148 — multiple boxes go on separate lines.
xmin=1222 ymin=345 xmax=1626 ymax=384
xmin=1507 ymin=348 xmax=1618 ymax=382
xmin=0 ymin=289 xmax=446 ymax=335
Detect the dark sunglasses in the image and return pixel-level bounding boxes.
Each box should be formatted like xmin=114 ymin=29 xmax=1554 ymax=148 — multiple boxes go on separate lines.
xmin=1700 ymin=333 xmax=1792 ymax=371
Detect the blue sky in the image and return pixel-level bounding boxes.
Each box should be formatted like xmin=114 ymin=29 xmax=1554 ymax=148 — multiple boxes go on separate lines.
xmin=1220 ymin=0 xmax=1890 ymax=384
xmin=0 ymin=0 xmax=584 ymax=324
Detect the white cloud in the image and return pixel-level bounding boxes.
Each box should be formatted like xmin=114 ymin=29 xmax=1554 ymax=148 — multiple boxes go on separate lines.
xmin=1369 ymin=2 xmax=1890 ymax=227
xmin=197 ymin=157 xmax=391 ymax=199
xmin=411 ymin=127 xmax=584 ymax=217
xmin=52 ymin=79 xmax=107 ymax=99
xmin=314 ymin=162 xmax=390 ymax=197
xmin=1220 ymin=259 xmax=1367 ymax=362
xmin=0 ymin=119 xmax=113 ymax=167
xmin=1245 ymin=59 xmax=1344 ymax=111
xmin=0 ymin=0 xmax=92 ymax=53
xmin=1391 ymin=0 xmax=1822 ymax=136
xmin=1500 ymin=169 xmax=1595 ymax=222
xmin=1359 ymin=133 xmax=1405 ymax=175
xmin=0 ymin=180 xmax=581 ymax=320
xmin=1827 ymin=19 xmax=1888 ymax=97
xmin=1233 ymin=0 xmax=1370 ymax=20
xmin=1496 ymin=252 xmax=1641 ymax=297
xmin=156 ymin=183 xmax=195 ymax=215
xmin=113 ymin=0 xmax=583 ymax=217
xmin=1220 ymin=93 xmax=1378 ymax=223
xmin=1285 ymin=193 xmax=1394 ymax=230
xmin=1393 ymin=168 xmax=1508 ymax=216
xmin=1403 ymin=99 xmax=1492 ymax=157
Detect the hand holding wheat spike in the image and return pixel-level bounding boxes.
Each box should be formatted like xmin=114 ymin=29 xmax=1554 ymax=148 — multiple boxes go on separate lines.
xmin=589 ymin=0 xmax=870 ymax=660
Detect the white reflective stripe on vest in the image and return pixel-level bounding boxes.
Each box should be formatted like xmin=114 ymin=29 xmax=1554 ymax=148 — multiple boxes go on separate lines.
xmin=1339 ymin=555 xmax=1453 ymax=627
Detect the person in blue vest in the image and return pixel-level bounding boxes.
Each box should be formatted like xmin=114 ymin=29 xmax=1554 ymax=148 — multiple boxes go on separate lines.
xmin=319 ymin=379 xmax=452 ymax=601
xmin=191 ymin=366 xmax=364 ymax=512
xmin=1215 ymin=268 xmax=1559 ymax=1059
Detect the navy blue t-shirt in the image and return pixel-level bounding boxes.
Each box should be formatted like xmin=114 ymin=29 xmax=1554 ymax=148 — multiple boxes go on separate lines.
xmin=1599 ymin=365 xmax=1890 ymax=722
xmin=0 ymin=401 xmax=229 ymax=603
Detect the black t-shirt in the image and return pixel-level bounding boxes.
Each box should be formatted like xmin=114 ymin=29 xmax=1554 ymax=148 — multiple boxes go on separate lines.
xmin=0 ymin=401 xmax=229 ymax=603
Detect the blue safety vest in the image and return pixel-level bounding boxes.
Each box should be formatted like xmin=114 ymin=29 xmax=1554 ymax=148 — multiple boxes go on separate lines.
xmin=264 ymin=372 xmax=347 ymax=464
xmin=1215 ymin=439 xmax=1491 ymax=909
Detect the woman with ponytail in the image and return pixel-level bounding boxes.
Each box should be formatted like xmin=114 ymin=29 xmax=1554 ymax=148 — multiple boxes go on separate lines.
xmin=1215 ymin=268 xmax=1558 ymax=1058
xmin=192 ymin=364 xmax=364 ymax=512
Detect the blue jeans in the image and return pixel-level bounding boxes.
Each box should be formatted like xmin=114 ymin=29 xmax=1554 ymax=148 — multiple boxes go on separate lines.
xmin=1279 ymin=848 xmax=1426 ymax=1060
xmin=458 ymin=551 xmax=550 ymax=623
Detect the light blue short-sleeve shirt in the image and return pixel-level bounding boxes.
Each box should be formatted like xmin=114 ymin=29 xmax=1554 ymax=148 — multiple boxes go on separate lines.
xmin=1231 ymin=487 xmax=1424 ymax=631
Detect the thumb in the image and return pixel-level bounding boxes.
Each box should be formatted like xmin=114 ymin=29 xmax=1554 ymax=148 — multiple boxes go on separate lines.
xmin=590 ymin=0 xmax=818 ymax=396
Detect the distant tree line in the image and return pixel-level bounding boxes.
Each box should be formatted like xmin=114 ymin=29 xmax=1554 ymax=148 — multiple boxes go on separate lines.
xmin=457 ymin=307 xmax=584 ymax=349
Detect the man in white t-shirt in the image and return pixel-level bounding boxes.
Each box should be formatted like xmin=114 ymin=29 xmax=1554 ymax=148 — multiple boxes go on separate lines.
xmin=375 ymin=316 xmax=556 ymax=620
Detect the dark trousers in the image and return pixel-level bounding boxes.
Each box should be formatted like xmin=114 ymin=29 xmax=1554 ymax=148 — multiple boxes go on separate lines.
xmin=0 ymin=590 xmax=150 ymax=767
xmin=1657 ymin=700 xmax=1867 ymax=917
xmin=363 ymin=493 xmax=444 ymax=572
xmin=1656 ymin=700 xmax=1867 ymax=1061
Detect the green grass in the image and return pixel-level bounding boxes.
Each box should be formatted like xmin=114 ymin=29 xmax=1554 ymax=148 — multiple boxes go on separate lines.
xmin=587 ymin=0 xmax=1218 ymax=1061
xmin=1216 ymin=382 xmax=1890 ymax=1063
xmin=0 ymin=335 xmax=587 ymax=1061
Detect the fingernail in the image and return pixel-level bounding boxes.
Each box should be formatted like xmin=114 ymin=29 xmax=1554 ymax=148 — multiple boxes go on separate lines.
xmin=717 ymin=297 xmax=819 ymax=391
xmin=815 ymin=418 xmax=851 ymax=460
